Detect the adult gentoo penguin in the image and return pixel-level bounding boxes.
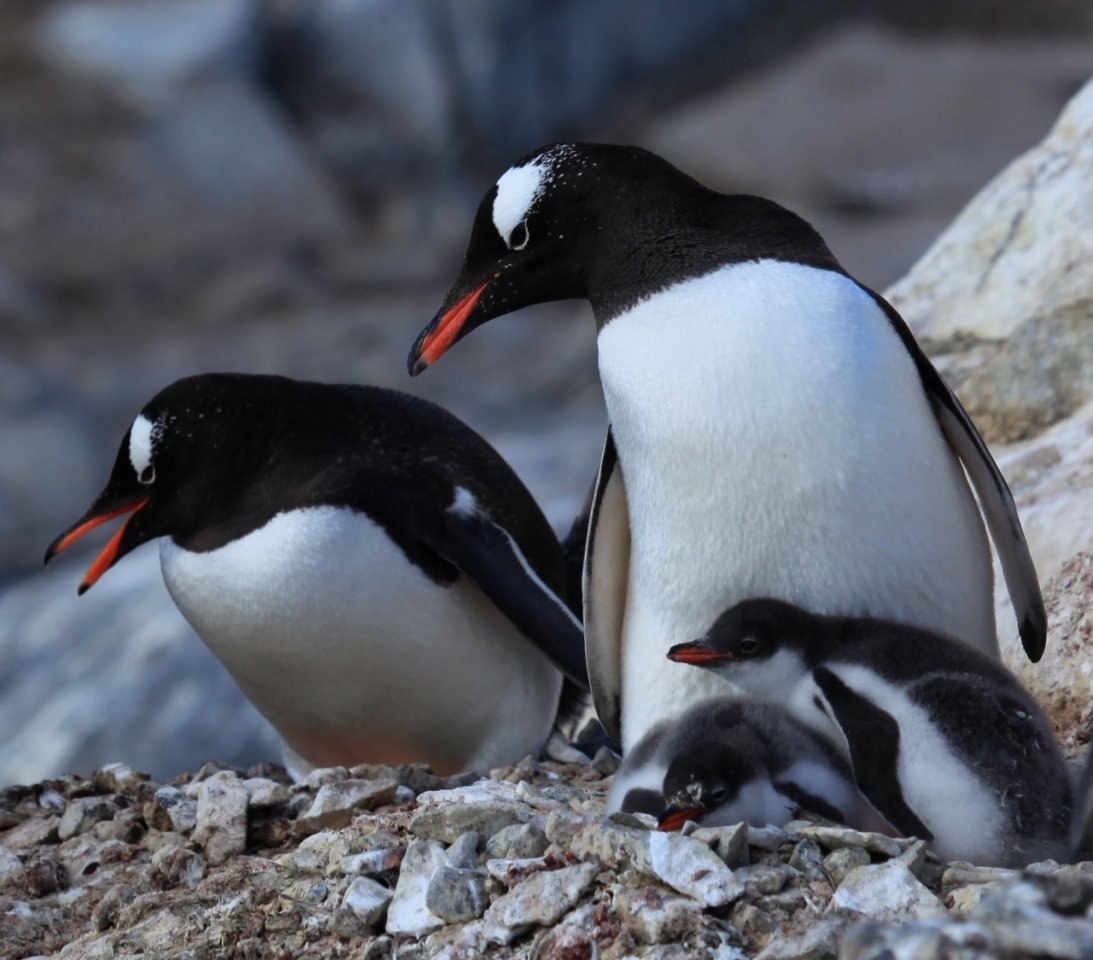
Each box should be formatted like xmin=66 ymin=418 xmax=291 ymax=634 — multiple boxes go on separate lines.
xmin=405 ymin=142 xmax=1045 ymax=752
xmin=609 ymin=697 xmax=884 ymax=833
xmin=668 ymin=598 xmax=1074 ymax=867
xmin=44 ymin=373 xmax=587 ymax=779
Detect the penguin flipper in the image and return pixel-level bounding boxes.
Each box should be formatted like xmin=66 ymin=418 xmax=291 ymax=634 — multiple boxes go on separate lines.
xmin=583 ymin=429 xmax=630 ymax=745
xmin=429 ymin=506 xmax=589 ymax=688
xmin=864 ymin=290 xmax=1046 ymax=662
xmin=812 ymin=667 xmax=933 ymax=841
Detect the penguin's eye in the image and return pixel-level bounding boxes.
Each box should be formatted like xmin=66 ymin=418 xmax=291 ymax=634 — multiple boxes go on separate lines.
xmin=509 ymin=219 xmax=529 ymax=250
xmin=739 ymin=636 xmax=761 ymax=656
xmin=709 ymin=786 xmax=730 ymax=805
xmin=138 ymin=465 xmax=155 ymax=485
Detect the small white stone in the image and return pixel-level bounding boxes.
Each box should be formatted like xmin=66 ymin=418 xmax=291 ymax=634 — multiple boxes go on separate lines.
xmin=342 ymin=875 xmax=393 ymax=928
xmin=832 ymin=859 xmax=947 ymax=921
xmin=385 ymin=839 xmax=447 ymax=937
xmin=483 ymin=860 xmax=599 ymax=946
xmin=647 ymin=831 xmax=745 ymax=908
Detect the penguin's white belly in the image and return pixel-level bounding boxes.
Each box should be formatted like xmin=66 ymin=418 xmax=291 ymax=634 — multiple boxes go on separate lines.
xmin=596 ymin=260 xmax=993 ymax=747
xmin=159 ymin=506 xmax=561 ymax=776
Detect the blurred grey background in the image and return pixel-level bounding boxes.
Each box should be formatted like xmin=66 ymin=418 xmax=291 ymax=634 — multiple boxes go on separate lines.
xmin=2 ymin=0 xmax=1091 ymax=785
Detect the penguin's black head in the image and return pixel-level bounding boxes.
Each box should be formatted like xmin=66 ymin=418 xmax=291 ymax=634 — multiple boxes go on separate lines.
xmin=44 ymin=373 xmax=311 ymax=593
xmin=658 ymin=741 xmax=757 ymax=832
xmin=407 ymin=142 xmax=701 ymax=375
xmin=667 ymin=597 xmax=823 ymax=666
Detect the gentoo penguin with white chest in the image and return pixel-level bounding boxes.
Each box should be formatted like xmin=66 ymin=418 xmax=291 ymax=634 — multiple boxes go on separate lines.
xmin=609 ymin=697 xmax=887 ymax=834
xmin=668 ymin=598 xmax=1077 ymax=867
xmin=406 ymin=142 xmax=1046 ymax=754
xmin=45 ymin=373 xmax=587 ymax=779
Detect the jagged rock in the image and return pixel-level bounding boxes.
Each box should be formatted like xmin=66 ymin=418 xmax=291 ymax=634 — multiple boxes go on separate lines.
xmin=148 ymin=844 xmax=205 ymax=889
xmin=445 ymin=831 xmax=480 ymax=870
xmin=191 ymin=771 xmax=247 ymax=866
xmin=485 ymin=823 xmax=550 ymax=861
xmin=341 ymin=847 xmax=406 ymax=877
xmin=482 ymin=860 xmax=599 ymax=945
xmin=792 ymin=822 xmax=904 ymax=858
xmin=889 ymin=77 xmax=1093 ymax=343
xmin=647 ymin=831 xmax=745 ymax=908
xmin=410 ymin=783 xmax=533 ymax=844
xmin=58 ymin=797 xmax=118 ymax=840
xmin=294 ymin=778 xmax=400 ymax=835
xmin=1008 ymin=551 xmax=1093 ymax=752
xmin=0 ymin=844 xmax=26 ymax=893
xmin=689 ymin=823 xmax=750 ymax=868
xmin=243 ymin=778 xmax=291 ymax=809
xmin=823 ymin=845 xmax=872 ymax=887
xmin=385 ymin=839 xmax=447 ymax=937
xmin=340 ymin=875 xmax=393 ymax=931
xmin=425 ymin=864 xmax=490 ymax=923
xmin=832 ymin=855 xmax=947 ymax=922
xmin=613 ymin=884 xmax=705 ymax=945
xmin=146 ymin=786 xmax=197 ymax=834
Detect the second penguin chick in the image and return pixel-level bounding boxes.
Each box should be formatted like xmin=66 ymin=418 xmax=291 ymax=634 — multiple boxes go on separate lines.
xmin=668 ymin=599 xmax=1074 ymax=867
xmin=610 ymin=697 xmax=887 ymax=832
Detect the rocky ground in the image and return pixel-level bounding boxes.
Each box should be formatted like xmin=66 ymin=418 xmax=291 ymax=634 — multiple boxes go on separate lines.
xmin=2 ymin=746 xmax=1092 ymax=960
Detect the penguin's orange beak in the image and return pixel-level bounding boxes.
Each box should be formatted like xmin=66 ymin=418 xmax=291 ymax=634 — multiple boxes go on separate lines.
xmin=658 ymin=806 xmax=705 ymax=832
xmin=666 ymin=639 xmax=734 ymax=664
xmin=408 ymin=279 xmax=491 ymax=375
xmin=44 ymin=499 xmax=148 ymax=595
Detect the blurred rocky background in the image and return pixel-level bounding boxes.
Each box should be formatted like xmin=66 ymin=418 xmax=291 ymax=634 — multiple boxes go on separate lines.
xmin=1 ymin=0 xmax=1091 ymax=784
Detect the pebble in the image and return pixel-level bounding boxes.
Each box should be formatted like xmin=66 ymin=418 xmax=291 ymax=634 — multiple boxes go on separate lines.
xmin=823 ymin=844 xmax=872 ymax=886
xmin=408 ymin=800 xmax=531 ymax=844
xmin=58 ymin=797 xmax=118 ymax=841
xmin=149 ymin=844 xmax=206 ymax=889
xmin=690 ymin=822 xmax=750 ymax=868
xmin=647 ymin=830 xmax=745 ymax=908
xmin=294 ymin=778 xmax=400 ymax=834
xmin=613 ymin=884 xmax=705 ymax=945
xmin=446 ymin=831 xmax=480 ymax=869
xmin=485 ymin=822 xmax=550 ymax=861
xmin=425 ymin=864 xmax=490 ymax=922
xmin=242 ymin=777 xmax=291 ymax=809
xmin=341 ymin=875 xmax=393 ymax=930
xmin=148 ymin=786 xmax=197 ymax=834
xmin=832 ymin=857 xmax=947 ymax=922
xmin=192 ymin=771 xmax=248 ymax=866
xmin=341 ymin=847 xmax=406 ymax=876
xmin=482 ymin=860 xmax=599 ymax=945
xmin=385 ymin=839 xmax=448 ymax=937
xmin=791 ymin=822 xmax=903 ymax=858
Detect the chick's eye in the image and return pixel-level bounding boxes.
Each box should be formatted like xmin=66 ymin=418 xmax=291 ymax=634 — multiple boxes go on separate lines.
xmin=138 ymin=465 xmax=155 ymax=485
xmin=509 ymin=219 xmax=529 ymax=250
xmin=739 ymin=636 xmax=760 ymax=655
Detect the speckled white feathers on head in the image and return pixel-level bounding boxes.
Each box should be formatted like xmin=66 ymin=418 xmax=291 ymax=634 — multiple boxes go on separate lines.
xmin=128 ymin=414 xmax=157 ymax=479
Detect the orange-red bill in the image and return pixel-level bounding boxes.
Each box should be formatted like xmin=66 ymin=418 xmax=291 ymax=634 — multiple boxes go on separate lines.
xmin=415 ymin=280 xmax=489 ymax=369
xmin=44 ymin=498 xmax=148 ymax=595
xmin=46 ymin=500 xmax=146 ymax=562
xmin=666 ymin=645 xmax=734 ymax=665
xmin=658 ymin=807 xmax=705 ymax=832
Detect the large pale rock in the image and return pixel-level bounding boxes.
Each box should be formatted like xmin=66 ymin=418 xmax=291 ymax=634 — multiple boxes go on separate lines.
xmin=956 ymin=299 xmax=1093 ymax=444
xmin=992 ymin=401 xmax=1093 ymax=670
xmin=889 ymin=77 xmax=1093 ymax=341
xmin=1008 ymin=552 xmax=1093 ymax=753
